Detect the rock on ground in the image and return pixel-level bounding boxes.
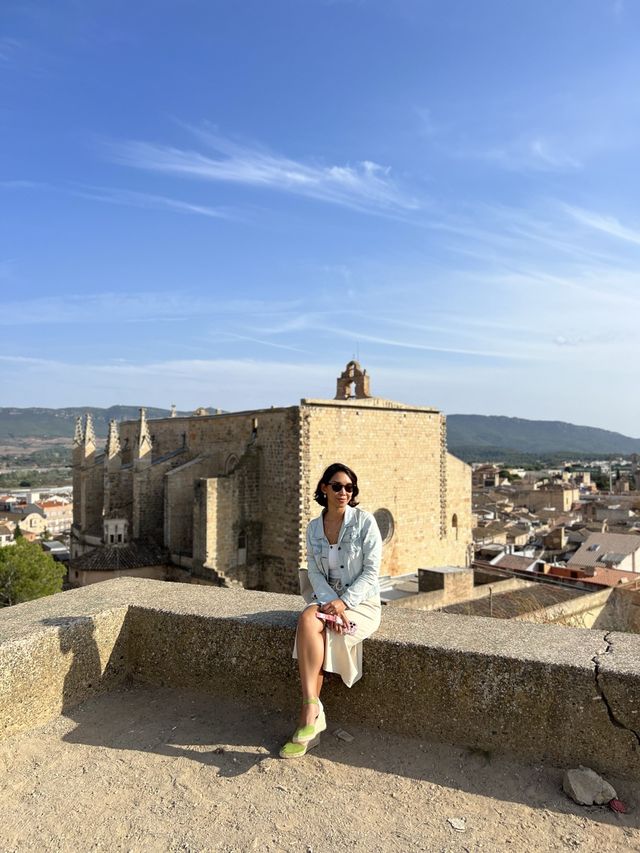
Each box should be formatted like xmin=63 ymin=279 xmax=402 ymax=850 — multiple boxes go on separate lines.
xmin=563 ymin=766 xmax=617 ymax=806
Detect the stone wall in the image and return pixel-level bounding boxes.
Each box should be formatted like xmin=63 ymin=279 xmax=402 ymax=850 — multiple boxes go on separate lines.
xmin=132 ymin=452 xmax=188 ymax=542
xmin=443 ymin=452 xmax=473 ymax=565
xmin=594 ymin=587 xmax=640 ymax=633
xmin=122 ymin=408 xmax=301 ymax=592
xmin=514 ymin=588 xmax=614 ymax=629
xmin=1 ymin=578 xmax=639 ymax=777
xmin=73 ymin=565 xmax=172 ymax=587
xmin=164 ymin=456 xmax=207 ymax=557
xmin=192 ymin=477 xmax=216 ymax=579
xmin=74 ymin=459 xmax=104 ymax=539
xmin=104 ymin=467 xmax=133 ymax=524
xmin=301 ymin=401 xmax=471 ymax=576
xmin=390 ymin=574 xmax=537 ymax=611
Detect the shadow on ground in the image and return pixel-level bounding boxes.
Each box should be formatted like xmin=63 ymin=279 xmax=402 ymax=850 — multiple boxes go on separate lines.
xmin=60 ymin=683 xmax=640 ymax=831
xmin=41 ymin=611 xmax=639 ymax=832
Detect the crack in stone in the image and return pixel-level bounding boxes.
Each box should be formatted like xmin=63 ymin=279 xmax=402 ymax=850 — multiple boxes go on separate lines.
xmin=592 ymin=631 xmax=640 ymax=748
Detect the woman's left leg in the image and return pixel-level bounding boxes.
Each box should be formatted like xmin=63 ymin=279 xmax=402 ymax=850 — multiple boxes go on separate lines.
xmin=295 ymin=605 xmax=325 ymax=727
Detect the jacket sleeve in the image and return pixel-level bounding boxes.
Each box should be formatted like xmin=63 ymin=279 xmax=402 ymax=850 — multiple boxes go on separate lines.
xmin=306 ymin=522 xmax=338 ymax=606
xmin=340 ymin=512 xmax=382 ymax=610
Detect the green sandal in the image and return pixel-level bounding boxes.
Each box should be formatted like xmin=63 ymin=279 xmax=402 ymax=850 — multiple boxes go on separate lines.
xmin=279 ymin=698 xmax=326 ymax=759
xmin=279 ymin=733 xmax=321 ymax=759
xmin=292 ymin=697 xmax=326 ymax=744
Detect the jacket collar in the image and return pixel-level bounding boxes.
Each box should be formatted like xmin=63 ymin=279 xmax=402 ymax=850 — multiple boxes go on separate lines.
xmin=313 ymin=503 xmax=356 ymax=537
xmin=342 ymin=504 xmax=356 ymax=528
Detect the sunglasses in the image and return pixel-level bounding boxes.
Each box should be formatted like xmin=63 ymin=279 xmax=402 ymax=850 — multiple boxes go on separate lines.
xmin=328 ymin=481 xmax=354 ymax=493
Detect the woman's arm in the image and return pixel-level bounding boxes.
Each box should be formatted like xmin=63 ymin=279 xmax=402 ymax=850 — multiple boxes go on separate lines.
xmin=340 ymin=513 xmax=382 ymax=610
xmin=306 ymin=522 xmax=339 ymax=605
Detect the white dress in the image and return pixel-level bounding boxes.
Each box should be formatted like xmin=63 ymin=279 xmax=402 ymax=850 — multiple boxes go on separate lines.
xmin=293 ymin=542 xmax=382 ymax=688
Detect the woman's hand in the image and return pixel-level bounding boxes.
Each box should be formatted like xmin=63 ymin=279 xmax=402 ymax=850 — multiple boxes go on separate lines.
xmin=321 ymin=599 xmax=349 ymax=634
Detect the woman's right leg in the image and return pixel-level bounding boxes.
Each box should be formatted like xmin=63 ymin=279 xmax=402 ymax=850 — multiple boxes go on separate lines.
xmin=296 ymin=606 xmax=325 ymax=727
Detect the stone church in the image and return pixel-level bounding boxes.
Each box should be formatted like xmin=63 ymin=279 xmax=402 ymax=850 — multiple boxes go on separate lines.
xmin=70 ymin=362 xmax=472 ymax=591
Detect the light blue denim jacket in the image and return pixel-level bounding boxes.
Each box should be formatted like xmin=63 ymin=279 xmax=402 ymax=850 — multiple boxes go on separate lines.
xmin=306 ymin=505 xmax=382 ymax=610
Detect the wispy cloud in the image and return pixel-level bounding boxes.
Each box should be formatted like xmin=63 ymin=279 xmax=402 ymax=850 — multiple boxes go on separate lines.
xmin=219 ymin=332 xmax=308 ymax=354
xmin=470 ymin=135 xmax=582 ymax=173
xmin=563 ymin=204 xmax=640 ymax=246
xmin=0 ymin=292 xmax=302 ymax=326
xmin=331 ymin=329 xmax=538 ymax=361
xmin=110 ymin=127 xmax=420 ymax=215
xmin=71 ymin=186 xmax=235 ymax=220
xmin=0 ymin=179 xmax=234 ymax=220
xmin=528 ymin=137 xmax=582 ymax=171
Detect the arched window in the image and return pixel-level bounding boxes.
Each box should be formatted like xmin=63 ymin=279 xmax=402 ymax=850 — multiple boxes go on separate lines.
xmin=225 ymin=454 xmax=239 ymax=475
xmin=452 ymin=513 xmax=459 ymax=540
xmin=373 ymin=508 xmax=395 ymax=544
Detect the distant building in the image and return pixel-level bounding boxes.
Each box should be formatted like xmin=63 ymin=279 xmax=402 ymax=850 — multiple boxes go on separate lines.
xmin=35 ymin=499 xmax=73 ymax=536
xmin=0 ymin=510 xmax=46 ymax=537
xmin=514 ymin=485 xmax=580 ymax=514
xmin=568 ymin=532 xmax=640 ymax=574
xmin=0 ymin=523 xmax=14 ymax=547
xmin=472 ymin=465 xmax=500 ymax=488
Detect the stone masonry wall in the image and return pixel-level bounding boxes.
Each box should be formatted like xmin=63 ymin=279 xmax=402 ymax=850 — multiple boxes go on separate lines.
xmin=104 ymin=468 xmax=133 ymax=525
xmin=218 ymin=447 xmax=262 ymax=588
xmin=132 ymin=453 xmax=187 ymax=543
xmin=164 ymin=457 xmax=208 ymax=557
xmin=2 ymin=579 xmax=640 ymax=778
xmin=252 ymin=409 xmax=301 ymax=592
xmin=80 ymin=461 xmax=104 ymax=537
xmin=442 ymin=452 xmax=473 ymax=566
xmin=164 ymin=445 xmax=247 ymax=558
xmin=192 ymin=478 xmax=215 ymax=577
xmin=301 ymin=402 xmax=472 ymax=576
xmin=120 ymin=409 xmax=300 ymax=590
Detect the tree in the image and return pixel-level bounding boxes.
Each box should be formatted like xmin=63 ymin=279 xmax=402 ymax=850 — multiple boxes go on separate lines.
xmin=0 ymin=539 xmax=65 ymax=607
xmin=593 ymin=471 xmax=609 ymax=491
xmin=14 ymin=524 xmax=23 ymax=539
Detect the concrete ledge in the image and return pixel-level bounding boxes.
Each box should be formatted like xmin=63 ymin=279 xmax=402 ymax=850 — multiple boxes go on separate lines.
xmin=1 ymin=578 xmax=639 ymax=776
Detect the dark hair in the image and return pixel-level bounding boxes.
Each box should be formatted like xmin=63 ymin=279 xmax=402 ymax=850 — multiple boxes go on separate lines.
xmin=313 ymin=462 xmax=360 ymax=508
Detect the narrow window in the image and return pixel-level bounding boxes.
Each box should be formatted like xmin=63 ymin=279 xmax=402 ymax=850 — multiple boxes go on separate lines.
xmin=237 ymin=530 xmax=247 ymax=565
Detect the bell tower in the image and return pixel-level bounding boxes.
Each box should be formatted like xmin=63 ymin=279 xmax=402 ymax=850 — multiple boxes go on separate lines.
xmin=335 ymin=360 xmax=371 ymax=400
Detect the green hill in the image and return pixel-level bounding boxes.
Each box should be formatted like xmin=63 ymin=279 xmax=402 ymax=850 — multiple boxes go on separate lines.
xmin=447 ymin=414 xmax=640 ymax=458
xmin=0 ymin=406 xmax=216 ymax=439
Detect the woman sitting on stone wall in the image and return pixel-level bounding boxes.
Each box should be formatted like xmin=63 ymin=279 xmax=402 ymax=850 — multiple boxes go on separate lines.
xmin=280 ymin=461 xmax=382 ymax=759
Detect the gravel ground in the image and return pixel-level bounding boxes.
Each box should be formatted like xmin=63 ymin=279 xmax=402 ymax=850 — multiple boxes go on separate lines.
xmin=0 ymin=685 xmax=638 ymax=853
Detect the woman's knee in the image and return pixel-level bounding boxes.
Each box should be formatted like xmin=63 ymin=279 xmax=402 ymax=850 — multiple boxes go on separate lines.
xmin=298 ymin=607 xmax=322 ymax=633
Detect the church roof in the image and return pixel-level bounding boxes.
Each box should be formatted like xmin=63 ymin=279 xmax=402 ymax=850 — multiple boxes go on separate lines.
xmin=71 ymin=541 xmax=168 ymax=572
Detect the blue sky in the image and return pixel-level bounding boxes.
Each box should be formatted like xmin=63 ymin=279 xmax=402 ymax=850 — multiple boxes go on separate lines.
xmin=1 ymin=0 xmax=639 ymax=434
